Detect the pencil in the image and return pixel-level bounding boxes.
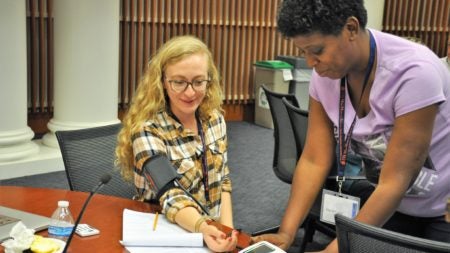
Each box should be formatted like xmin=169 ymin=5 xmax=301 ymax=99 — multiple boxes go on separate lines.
xmin=153 ymin=212 xmax=159 ymax=231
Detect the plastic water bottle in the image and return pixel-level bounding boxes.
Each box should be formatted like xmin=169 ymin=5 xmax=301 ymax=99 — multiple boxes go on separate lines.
xmin=48 ymin=200 xmax=75 ymax=241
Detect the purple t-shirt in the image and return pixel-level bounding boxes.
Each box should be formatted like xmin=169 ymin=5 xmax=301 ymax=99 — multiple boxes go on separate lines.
xmin=310 ymin=29 xmax=450 ymax=217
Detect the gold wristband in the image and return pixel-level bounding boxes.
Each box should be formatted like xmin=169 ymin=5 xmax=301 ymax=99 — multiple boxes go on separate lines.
xmin=194 ymin=216 xmax=210 ymax=233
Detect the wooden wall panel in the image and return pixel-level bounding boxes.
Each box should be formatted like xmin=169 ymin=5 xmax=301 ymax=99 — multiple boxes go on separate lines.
xmin=26 ymin=0 xmax=53 ymax=115
xmin=383 ymin=0 xmax=449 ymax=56
xmin=117 ymin=0 xmax=300 ymax=109
xmin=25 ymin=0 xmax=449 ymax=132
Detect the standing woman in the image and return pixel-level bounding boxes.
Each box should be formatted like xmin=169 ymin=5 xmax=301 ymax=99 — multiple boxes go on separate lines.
xmin=254 ymin=0 xmax=450 ymax=252
xmin=116 ymin=35 xmax=238 ymax=252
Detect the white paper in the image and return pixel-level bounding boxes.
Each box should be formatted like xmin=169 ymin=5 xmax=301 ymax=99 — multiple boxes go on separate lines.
xmin=125 ymin=246 xmax=209 ymax=253
xmin=121 ymin=209 xmax=210 ymax=253
xmin=282 ymin=69 xmax=293 ymax=81
xmin=1 ymin=222 xmax=35 ymax=253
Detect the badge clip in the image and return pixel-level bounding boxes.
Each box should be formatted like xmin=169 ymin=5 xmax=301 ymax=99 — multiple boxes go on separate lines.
xmin=336 ymin=176 xmax=346 ymax=196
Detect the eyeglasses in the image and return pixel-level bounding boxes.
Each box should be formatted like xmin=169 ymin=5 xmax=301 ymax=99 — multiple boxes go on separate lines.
xmin=166 ymin=78 xmax=210 ymax=93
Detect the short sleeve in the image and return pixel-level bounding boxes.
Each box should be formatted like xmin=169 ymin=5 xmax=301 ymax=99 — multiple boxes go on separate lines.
xmin=393 ymin=63 xmax=446 ymax=117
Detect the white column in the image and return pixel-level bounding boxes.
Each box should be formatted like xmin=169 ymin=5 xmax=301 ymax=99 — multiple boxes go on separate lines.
xmin=43 ymin=0 xmax=120 ymax=148
xmin=366 ymin=0 xmax=386 ymax=30
xmin=0 ymin=0 xmax=39 ymax=162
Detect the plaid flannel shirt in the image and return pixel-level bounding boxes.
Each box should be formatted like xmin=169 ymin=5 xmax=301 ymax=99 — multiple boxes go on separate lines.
xmin=132 ymin=109 xmax=231 ymax=222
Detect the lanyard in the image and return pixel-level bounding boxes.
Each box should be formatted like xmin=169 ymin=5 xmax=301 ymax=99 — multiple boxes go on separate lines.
xmin=197 ymin=116 xmax=210 ymax=203
xmin=337 ymin=31 xmax=376 ymax=193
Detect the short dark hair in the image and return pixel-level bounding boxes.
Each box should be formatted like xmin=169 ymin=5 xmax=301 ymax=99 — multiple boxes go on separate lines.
xmin=277 ymin=0 xmax=368 ymax=37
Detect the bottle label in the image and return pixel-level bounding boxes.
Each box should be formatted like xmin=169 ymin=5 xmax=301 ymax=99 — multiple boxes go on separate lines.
xmin=48 ymin=225 xmax=74 ymax=237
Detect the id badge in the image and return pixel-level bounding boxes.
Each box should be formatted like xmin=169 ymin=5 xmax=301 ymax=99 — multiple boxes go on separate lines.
xmin=320 ymin=189 xmax=360 ymax=225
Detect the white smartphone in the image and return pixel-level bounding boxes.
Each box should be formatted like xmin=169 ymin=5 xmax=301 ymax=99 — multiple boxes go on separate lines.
xmin=75 ymin=223 xmax=100 ymax=237
xmin=238 ymin=241 xmax=286 ymax=253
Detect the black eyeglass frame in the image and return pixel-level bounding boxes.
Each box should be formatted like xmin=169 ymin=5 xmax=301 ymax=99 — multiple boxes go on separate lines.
xmin=165 ymin=77 xmax=211 ymax=93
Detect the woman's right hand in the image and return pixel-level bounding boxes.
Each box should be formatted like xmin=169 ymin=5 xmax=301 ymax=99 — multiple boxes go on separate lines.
xmin=251 ymin=231 xmax=293 ymax=250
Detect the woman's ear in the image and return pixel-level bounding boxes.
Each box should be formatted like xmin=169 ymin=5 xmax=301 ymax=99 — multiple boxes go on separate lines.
xmin=345 ymin=16 xmax=360 ymax=40
xmin=161 ymin=75 xmax=168 ymax=90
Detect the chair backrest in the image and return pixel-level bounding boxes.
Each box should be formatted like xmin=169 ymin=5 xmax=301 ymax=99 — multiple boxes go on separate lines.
xmin=283 ymin=96 xmax=335 ymax=221
xmin=283 ymin=97 xmax=360 ymax=181
xmin=55 ymin=123 xmax=136 ymax=199
xmin=262 ymin=84 xmax=299 ymax=184
xmin=335 ymin=214 xmax=450 ymax=253
xmin=282 ymin=97 xmax=309 ymax=159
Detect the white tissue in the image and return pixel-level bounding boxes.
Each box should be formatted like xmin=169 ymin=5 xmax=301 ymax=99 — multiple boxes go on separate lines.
xmin=1 ymin=222 xmax=35 ymax=253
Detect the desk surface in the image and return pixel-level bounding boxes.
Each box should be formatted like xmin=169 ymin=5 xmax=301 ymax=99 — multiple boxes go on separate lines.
xmin=0 ymin=186 xmax=251 ymax=252
xmin=0 ymin=186 xmax=157 ymax=253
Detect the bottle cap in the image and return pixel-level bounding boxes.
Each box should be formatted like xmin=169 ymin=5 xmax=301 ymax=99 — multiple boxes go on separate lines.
xmin=58 ymin=200 xmax=69 ymax=207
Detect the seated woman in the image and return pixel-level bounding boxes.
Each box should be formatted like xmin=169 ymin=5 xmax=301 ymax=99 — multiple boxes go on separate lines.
xmin=115 ymin=35 xmax=238 ymax=252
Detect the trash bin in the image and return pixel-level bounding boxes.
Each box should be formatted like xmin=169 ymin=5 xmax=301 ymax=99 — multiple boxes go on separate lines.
xmin=276 ymin=55 xmax=313 ymax=110
xmin=253 ymin=60 xmax=293 ymax=129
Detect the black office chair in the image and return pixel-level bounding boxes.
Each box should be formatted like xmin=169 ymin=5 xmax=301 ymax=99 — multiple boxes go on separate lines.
xmin=282 ymin=97 xmax=336 ymax=252
xmin=335 ymin=214 xmax=450 ymax=253
xmin=282 ymin=97 xmax=308 ymax=159
xmin=248 ymin=85 xmax=299 ymax=236
xmin=55 ymin=123 xmax=136 ymax=199
xmin=261 ymin=85 xmax=300 ymax=184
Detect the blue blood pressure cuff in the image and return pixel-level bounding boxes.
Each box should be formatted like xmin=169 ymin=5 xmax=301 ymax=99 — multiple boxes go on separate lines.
xmin=142 ymin=155 xmax=181 ymax=199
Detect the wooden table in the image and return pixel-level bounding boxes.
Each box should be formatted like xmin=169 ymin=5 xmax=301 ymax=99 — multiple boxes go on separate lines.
xmin=0 ymin=186 xmax=251 ymax=252
xmin=0 ymin=186 xmax=156 ymax=253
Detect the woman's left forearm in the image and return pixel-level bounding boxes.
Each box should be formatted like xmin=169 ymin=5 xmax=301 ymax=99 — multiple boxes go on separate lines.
xmin=354 ymin=182 xmax=406 ymax=226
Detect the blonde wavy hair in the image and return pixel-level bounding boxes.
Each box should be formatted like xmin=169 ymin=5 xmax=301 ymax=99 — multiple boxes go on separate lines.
xmin=116 ymin=35 xmax=223 ymax=182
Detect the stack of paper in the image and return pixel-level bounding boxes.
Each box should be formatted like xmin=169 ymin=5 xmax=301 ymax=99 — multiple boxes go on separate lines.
xmin=121 ymin=209 xmax=210 ymax=253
